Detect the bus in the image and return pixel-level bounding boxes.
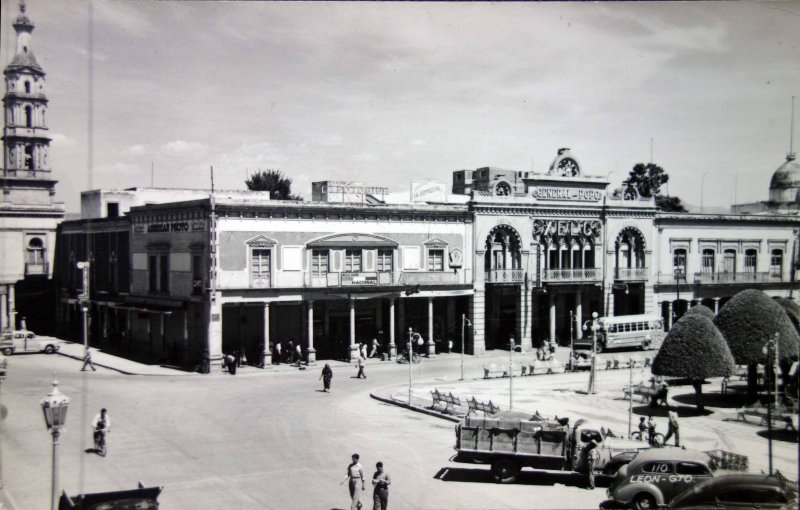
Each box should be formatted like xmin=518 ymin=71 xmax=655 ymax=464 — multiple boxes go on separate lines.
xmin=574 ymin=314 xmax=663 ymax=353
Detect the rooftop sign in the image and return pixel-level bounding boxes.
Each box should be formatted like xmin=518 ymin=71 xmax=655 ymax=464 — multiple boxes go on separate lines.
xmin=530 ymin=186 xmax=603 ymax=202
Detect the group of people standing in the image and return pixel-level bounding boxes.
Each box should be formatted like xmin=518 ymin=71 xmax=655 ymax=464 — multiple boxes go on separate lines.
xmin=272 ymin=340 xmax=304 ymax=366
xmin=345 ymin=453 xmax=391 ymax=510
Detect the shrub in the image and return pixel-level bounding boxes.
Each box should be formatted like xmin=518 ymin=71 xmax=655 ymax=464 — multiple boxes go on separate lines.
xmin=683 ymin=304 xmax=715 ymax=321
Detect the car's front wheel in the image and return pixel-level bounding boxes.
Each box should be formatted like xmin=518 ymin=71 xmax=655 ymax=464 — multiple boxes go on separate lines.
xmin=632 ymin=492 xmax=657 ymax=510
xmin=45 ymin=344 xmax=56 ymax=354
xmin=2 ymin=347 xmax=12 ymax=356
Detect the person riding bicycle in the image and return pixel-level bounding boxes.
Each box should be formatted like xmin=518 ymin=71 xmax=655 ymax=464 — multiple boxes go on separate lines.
xmin=93 ymin=408 xmax=110 ymax=446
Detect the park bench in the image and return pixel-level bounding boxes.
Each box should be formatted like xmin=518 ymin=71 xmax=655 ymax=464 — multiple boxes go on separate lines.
xmin=736 ymin=402 xmax=796 ymax=431
xmin=467 ymin=396 xmax=500 ymax=415
xmin=430 ymin=389 xmax=462 ymax=414
xmin=528 ymin=359 xmax=565 ymax=375
xmin=483 ymin=363 xmax=510 ymax=379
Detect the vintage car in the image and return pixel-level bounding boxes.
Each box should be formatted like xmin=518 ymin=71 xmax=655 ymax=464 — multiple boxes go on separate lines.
xmin=669 ymin=472 xmax=798 ymax=509
xmin=607 ymin=448 xmax=725 ymax=510
xmin=1 ymin=330 xmax=60 ymax=355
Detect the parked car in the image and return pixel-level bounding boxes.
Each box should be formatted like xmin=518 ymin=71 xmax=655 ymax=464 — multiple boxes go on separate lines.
xmin=0 ymin=330 xmax=60 ymax=355
xmin=669 ymin=471 xmax=798 ymax=509
xmin=607 ymin=448 xmax=726 ymax=510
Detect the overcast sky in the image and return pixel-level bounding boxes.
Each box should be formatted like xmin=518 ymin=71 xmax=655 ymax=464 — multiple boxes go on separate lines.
xmin=2 ymin=0 xmax=799 ymax=213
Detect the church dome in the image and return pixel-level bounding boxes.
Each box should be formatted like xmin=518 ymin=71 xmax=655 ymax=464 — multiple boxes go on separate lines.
xmin=769 ymin=154 xmax=800 ymax=203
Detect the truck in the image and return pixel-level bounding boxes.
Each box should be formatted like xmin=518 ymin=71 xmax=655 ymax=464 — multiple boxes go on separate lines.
xmin=453 ymin=411 xmax=651 ymax=483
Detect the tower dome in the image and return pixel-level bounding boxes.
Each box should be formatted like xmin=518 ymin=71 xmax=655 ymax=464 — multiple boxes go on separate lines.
xmin=768 ymin=154 xmax=800 ymax=203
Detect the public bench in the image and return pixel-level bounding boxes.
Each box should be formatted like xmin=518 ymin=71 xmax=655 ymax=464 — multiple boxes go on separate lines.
xmin=483 ymin=363 xmax=510 ymax=379
xmin=467 ymin=396 xmax=500 ymax=415
xmin=527 ymin=359 xmax=565 ymax=376
xmin=623 ymin=382 xmax=660 ymax=403
xmin=735 ymin=402 xmax=796 ymax=431
xmin=430 ymin=389 xmax=462 ymax=414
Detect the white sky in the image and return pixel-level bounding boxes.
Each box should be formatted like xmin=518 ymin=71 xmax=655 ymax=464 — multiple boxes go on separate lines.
xmin=2 ymin=0 xmax=799 ymax=213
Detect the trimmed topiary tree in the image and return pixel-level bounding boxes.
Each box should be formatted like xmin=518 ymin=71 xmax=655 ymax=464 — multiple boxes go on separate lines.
xmin=775 ymin=298 xmax=800 ymax=336
xmin=652 ymin=314 xmax=735 ymax=412
xmin=683 ymin=304 xmax=715 ymax=321
xmin=714 ymin=289 xmax=800 ymax=398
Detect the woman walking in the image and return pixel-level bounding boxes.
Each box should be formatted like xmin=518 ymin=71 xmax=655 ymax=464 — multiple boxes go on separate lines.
xmin=320 ymin=363 xmax=333 ymax=392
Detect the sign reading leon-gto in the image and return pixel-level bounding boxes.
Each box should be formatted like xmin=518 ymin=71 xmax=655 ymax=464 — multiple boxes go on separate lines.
xmin=530 ymin=187 xmax=603 ymax=201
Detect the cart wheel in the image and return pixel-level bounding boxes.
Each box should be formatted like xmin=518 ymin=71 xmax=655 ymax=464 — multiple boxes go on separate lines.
xmin=491 ymin=459 xmax=519 ymax=484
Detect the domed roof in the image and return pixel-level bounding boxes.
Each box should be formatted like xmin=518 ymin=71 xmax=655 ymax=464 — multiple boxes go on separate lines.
xmin=769 ymin=154 xmax=800 ymax=203
xmin=770 ymin=154 xmax=800 ymax=190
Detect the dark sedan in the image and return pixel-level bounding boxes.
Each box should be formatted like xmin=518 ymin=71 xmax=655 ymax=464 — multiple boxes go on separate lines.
xmin=669 ymin=472 xmax=798 ymax=510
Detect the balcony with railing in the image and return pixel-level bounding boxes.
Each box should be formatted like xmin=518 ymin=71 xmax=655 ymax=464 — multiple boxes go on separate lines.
xmin=693 ymin=271 xmax=783 ymax=284
xmin=541 ymin=267 xmax=601 ymax=283
xmin=614 ymin=267 xmax=648 ymax=281
xmin=486 ymin=268 xmax=525 ymax=284
xmin=24 ymin=262 xmax=49 ymax=276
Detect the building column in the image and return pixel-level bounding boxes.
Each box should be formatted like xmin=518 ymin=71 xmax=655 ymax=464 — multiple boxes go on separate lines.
xmin=472 ymin=284 xmax=486 ymax=355
xmin=549 ymin=292 xmax=556 ymax=343
xmin=307 ymin=300 xmax=316 ymax=364
xmin=519 ymin=287 xmax=532 ymax=352
xmin=349 ymin=299 xmax=358 ymax=361
xmin=8 ymin=284 xmax=16 ymax=330
xmin=0 ymin=286 xmax=7 ymax=330
xmin=426 ymin=297 xmax=435 ymax=356
xmin=262 ymin=303 xmax=271 ymax=367
xmin=575 ymin=290 xmax=583 ymax=340
xmin=206 ymin=292 xmax=223 ymax=372
xmin=713 ymin=297 xmax=720 ymax=314
xmin=389 ymin=298 xmax=396 ymax=359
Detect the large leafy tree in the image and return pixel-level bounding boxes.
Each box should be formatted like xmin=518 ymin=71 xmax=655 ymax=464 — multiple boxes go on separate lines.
xmin=683 ymin=304 xmax=714 ymax=321
xmin=245 ymin=169 xmax=301 ymax=200
xmin=714 ymin=289 xmax=800 ymax=398
xmin=652 ymin=314 xmax=735 ymax=412
xmin=624 ymin=162 xmax=687 ymax=212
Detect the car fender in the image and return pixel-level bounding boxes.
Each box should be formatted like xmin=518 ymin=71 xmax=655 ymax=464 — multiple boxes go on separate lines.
xmin=611 ymin=480 xmax=666 ymax=506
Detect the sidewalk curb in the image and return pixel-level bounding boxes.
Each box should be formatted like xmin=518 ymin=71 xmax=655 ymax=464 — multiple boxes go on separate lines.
xmin=370 ymin=391 xmax=460 ymax=423
xmin=57 ymin=351 xmax=139 ymax=375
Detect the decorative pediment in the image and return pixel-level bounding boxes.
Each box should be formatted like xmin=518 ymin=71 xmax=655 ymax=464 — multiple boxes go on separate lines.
xmin=423 ymin=236 xmax=450 ymax=248
xmin=307 ymin=233 xmax=398 ymax=248
xmin=246 ymin=235 xmax=277 ymax=247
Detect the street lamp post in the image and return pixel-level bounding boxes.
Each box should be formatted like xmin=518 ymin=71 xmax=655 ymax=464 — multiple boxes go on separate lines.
xmin=569 ymin=310 xmax=574 ymax=371
xmin=628 ymin=356 xmax=634 ymax=438
xmin=460 ymin=314 xmax=471 ymax=381
xmin=762 ymin=332 xmax=779 ymax=475
xmin=582 ymin=312 xmax=599 ymax=394
xmin=408 ymin=328 xmax=413 ymax=406
xmin=41 ymin=379 xmax=70 ymax=510
xmin=509 ymin=337 xmax=515 ymax=410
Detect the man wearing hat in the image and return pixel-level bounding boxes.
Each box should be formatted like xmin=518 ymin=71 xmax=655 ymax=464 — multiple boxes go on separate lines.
xmin=581 ymin=438 xmax=599 ymax=489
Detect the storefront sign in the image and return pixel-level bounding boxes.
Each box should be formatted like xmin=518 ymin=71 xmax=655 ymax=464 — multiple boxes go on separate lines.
xmin=341 ymin=272 xmax=378 ymax=286
xmin=134 ymin=220 xmax=206 ymax=235
xmin=411 ymin=181 xmax=446 ymax=202
xmin=530 ymin=187 xmax=603 ymax=202
xmin=449 ymin=249 xmax=463 ymax=268
xmin=532 ymin=219 xmax=602 ymax=238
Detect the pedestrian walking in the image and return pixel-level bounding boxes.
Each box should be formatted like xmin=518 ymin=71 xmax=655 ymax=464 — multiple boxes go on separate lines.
xmin=295 ymin=343 xmax=302 ymax=366
xmin=320 ymin=363 xmax=333 ymax=392
xmin=372 ymin=461 xmax=391 ymax=510
xmin=201 ymin=348 xmax=210 ymax=374
xmin=664 ymin=406 xmax=680 ymax=446
xmin=81 ymin=346 xmax=96 ymax=372
xmin=369 ymin=338 xmax=378 ymax=358
xmin=225 ymin=353 xmax=236 ymax=375
xmin=360 ymin=342 xmax=368 ymax=359
xmin=356 ymin=354 xmax=366 ymax=379
xmin=274 ymin=341 xmax=281 ymax=365
xmin=343 ymin=453 xmax=365 ymax=510
xmin=286 ymin=340 xmax=294 ymax=363
xmin=581 ymin=438 xmax=599 ymax=489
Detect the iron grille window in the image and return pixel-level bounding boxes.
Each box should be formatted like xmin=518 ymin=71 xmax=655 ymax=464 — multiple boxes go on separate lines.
xmin=428 ymin=249 xmax=444 ymax=272
xmin=744 ymin=249 xmax=757 ymax=273
xmin=252 ymin=249 xmax=271 ymax=283
xmin=701 ymin=249 xmax=715 ymax=274
xmin=723 ymin=249 xmax=736 ymax=273
xmin=770 ymin=249 xmax=783 ymax=276
xmin=344 ymin=249 xmax=361 ymax=272
xmin=311 ymin=249 xmax=329 ymax=276
xmin=673 ymin=249 xmax=687 ymax=276
xmin=377 ymin=249 xmax=393 ymax=272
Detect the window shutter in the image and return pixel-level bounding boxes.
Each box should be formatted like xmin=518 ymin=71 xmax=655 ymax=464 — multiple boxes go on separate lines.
xmin=365 ymin=250 xmax=375 ymax=271
xmin=332 ymin=250 xmax=342 ymax=272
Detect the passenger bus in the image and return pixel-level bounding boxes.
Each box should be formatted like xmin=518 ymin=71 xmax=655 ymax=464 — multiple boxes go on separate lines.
xmin=574 ymin=314 xmax=663 ymax=353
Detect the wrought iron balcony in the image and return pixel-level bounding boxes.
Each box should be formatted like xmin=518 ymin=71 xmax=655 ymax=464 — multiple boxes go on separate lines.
xmin=693 ymin=271 xmax=783 ymax=284
xmin=614 ymin=267 xmax=648 ymax=281
xmin=486 ymin=268 xmax=525 ymax=284
xmin=541 ymin=268 xmax=601 ymax=282
xmin=24 ymin=262 xmax=48 ymax=276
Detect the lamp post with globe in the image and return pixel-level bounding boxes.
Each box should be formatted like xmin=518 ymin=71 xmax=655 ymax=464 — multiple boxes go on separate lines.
xmin=41 ymin=379 xmax=70 ymax=510
xmin=582 ymin=312 xmax=600 ymax=394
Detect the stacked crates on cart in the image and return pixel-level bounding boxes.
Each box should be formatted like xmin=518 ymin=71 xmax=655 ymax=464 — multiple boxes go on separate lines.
xmin=704 ymin=449 xmax=748 ymax=471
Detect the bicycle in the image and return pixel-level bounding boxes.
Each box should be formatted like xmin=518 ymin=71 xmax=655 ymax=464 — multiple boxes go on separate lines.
xmin=631 ymin=430 xmax=664 ymax=447
xmin=396 ymin=352 xmax=421 ymax=364
xmin=93 ymin=426 xmax=109 ymax=457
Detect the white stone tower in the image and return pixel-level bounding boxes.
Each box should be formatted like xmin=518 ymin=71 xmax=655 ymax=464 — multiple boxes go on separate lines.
xmin=0 ymin=1 xmax=64 ymax=332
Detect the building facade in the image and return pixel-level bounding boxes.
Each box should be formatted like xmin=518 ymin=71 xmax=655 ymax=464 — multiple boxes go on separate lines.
xmin=53 ymin=147 xmax=799 ymax=370
xmin=0 ymin=2 xmax=65 ymax=333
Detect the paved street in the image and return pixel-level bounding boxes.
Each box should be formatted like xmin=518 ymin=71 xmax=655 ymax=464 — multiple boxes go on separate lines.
xmin=1 ymin=347 xmax=797 ymax=510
